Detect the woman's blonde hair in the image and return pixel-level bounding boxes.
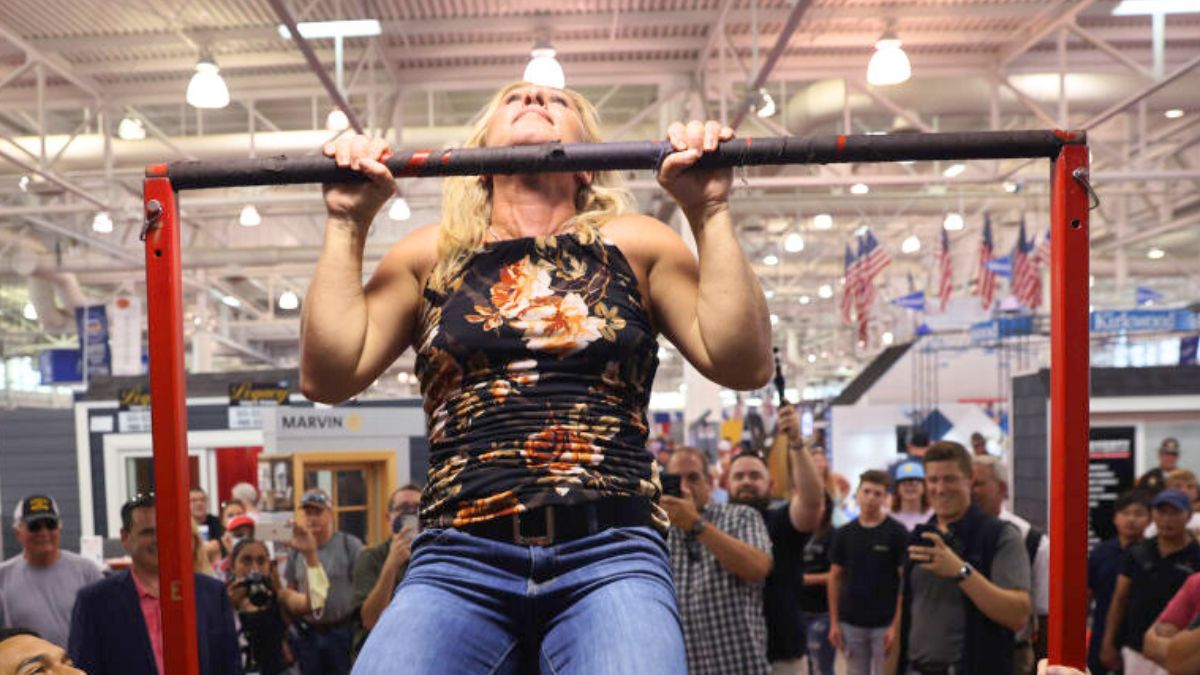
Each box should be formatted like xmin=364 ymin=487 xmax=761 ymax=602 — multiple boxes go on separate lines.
xmin=428 ymin=81 xmax=634 ymax=292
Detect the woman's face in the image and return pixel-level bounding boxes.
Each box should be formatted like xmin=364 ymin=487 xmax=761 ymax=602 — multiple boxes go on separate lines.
xmin=898 ymin=478 xmax=925 ymax=500
xmin=484 ymin=85 xmax=588 ymax=148
xmin=233 ymin=543 xmax=270 ymax=578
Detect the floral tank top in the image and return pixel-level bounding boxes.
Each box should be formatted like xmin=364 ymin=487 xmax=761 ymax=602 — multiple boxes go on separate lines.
xmin=414 ymin=223 xmax=667 ymax=531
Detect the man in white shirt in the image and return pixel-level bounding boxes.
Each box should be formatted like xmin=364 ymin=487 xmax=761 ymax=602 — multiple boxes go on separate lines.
xmin=972 ymin=455 xmax=1049 ymax=675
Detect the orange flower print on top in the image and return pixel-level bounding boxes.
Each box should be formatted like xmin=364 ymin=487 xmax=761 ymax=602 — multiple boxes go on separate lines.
xmin=522 ymin=424 xmax=605 ymax=475
xmin=512 ymin=292 xmax=605 ymax=358
xmin=491 ymin=256 xmax=553 ymax=318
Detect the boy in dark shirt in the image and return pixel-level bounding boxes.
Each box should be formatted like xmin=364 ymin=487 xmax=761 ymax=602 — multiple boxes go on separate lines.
xmin=828 ymin=470 xmax=909 ymax=675
xmin=1087 ymin=491 xmax=1150 ymax=675
xmin=1101 ymin=490 xmax=1200 ymax=674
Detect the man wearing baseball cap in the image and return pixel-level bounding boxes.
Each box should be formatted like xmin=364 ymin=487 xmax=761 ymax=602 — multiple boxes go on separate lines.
xmin=0 ymin=495 xmax=102 ymax=648
xmin=1136 ymin=438 xmax=1181 ymax=494
xmin=285 ymin=488 xmax=362 ymax=675
xmin=1100 ymin=489 xmax=1200 ymax=674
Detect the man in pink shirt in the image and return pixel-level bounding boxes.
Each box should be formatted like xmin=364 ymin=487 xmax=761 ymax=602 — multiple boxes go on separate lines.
xmin=68 ymin=494 xmax=242 ymax=674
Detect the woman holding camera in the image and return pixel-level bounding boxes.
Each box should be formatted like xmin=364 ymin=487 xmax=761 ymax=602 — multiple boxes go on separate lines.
xmin=227 ymin=528 xmax=326 ymax=675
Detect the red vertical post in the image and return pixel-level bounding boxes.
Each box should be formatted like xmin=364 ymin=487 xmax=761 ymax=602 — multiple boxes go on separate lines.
xmin=1048 ymin=142 xmax=1090 ymax=669
xmin=143 ymin=168 xmax=201 ymax=675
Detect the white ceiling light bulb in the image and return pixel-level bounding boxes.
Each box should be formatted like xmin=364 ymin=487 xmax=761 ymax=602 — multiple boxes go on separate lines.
xmin=388 ymin=197 xmax=411 ymax=221
xmin=1147 ymin=247 xmax=1165 ymax=259
xmin=278 ymin=290 xmax=300 ymax=311
xmin=850 ymin=182 xmax=870 ymax=195
xmin=22 ymin=302 xmax=38 ymax=321
xmin=523 ymin=38 xmax=565 ymax=89
xmin=866 ymin=28 xmax=912 ymax=86
xmin=799 ymin=295 xmax=811 ymax=305
xmin=818 ymin=284 xmax=833 ymax=299
xmin=18 ymin=175 xmax=30 ymax=192
xmin=882 ymin=331 xmax=895 ymax=345
xmin=943 ymin=212 xmax=965 ymax=231
xmin=91 ymin=211 xmax=113 ymax=233
xmin=186 ymin=51 xmax=230 ymax=109
xmin=1164 ymin=109 xmax=1185 ymax=119
xmin=325 ymin=108 xmax=350 ymax=131
xmin=1003 ymin=181 xmax=1019 ymax=193
xmin=942 ymin=163 xmax=966 ymax=178
xmin=813 ymin=213 xmax=834 ymax=230
xmin=807 ymin=353 xmax=817 ymax=364
xmin=763 ymin=254 xmax=780 ymax=266
xmin=901 ymin=234 xmax=921 ymax=254
xmin=784 ymin=232 xmax=805 ymax=253
xmin=117 ymin=115 xmax=146 ymax=141
xmin=756 ymin=89 xmax=777 ymax=118
xmin=221 ymin=295 xmax=242 ymax=308
xmin=239 ymin=204 xmax=261 ymax=227
xmin=770 ymin=314 xmax=780 ymax=326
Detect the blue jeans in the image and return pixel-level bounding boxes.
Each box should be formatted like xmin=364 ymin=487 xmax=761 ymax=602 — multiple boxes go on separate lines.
xmin=800 ymin=611 xmax=836 ymax=675
xmin=292 ymin=622 xmax=353 ymax=675
xmin=352 ymin=525 xmax=687 ymax=675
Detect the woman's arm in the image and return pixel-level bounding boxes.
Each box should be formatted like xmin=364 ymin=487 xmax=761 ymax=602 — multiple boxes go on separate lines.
xmin=641 ymin=119 xmax=772 ymax=390
xmin=1166 ymin=626 xmax=1200 ymax=674
xmin=299 ymin=134 xmax=432 ymax=403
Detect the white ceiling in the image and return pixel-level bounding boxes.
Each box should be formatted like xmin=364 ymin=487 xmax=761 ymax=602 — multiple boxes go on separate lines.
xmin=0 ymin=0 xmax=1198 ymax=397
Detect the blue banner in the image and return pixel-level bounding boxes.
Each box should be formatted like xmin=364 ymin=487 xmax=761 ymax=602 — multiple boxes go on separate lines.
xmin=1089 ymin=309 xmax=1196 ymax=334
xmin=969 ymin=315 xmax=1034 ymax=343
xmin=1181 ymin=335 xmax=1199 ymax=366
xmin=890 ymin=290 xmax=926 ymax=311
xmin=75 ymin=305 xmax=112 ymax=377
xmin=986 ymin=255 xmax=1012 ymax=278
xmin=38 ymin=348 xmax=82 ymax=384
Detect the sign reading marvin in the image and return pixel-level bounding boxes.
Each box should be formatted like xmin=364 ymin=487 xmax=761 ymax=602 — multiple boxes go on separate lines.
xmin=281 ymin=415 xmax=346 ymax=430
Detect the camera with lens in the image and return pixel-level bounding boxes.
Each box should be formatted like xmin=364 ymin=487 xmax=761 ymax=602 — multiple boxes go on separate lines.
xmin=239 ymin=571 xmax=275 ymax=608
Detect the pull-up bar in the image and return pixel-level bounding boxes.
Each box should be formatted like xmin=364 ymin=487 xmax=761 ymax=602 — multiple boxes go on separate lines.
xmin=142 ymin=129 xmax=1091 ymax=675
xmin=153 ymin=129 xmax=1082 ymax=190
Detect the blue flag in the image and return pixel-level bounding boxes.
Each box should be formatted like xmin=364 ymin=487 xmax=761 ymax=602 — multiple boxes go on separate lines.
xmin=986 ymin=255 xmax=1012 ymax=278
xmin=890 ymin=290 xmax=926 ymax=311
xmin=1136 ymin=286 xmax=1164 ymax=306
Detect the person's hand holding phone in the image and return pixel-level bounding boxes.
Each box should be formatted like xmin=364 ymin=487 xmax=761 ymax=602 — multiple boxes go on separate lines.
xmin=661 ymin=494 xmax=701 ymax=532
xmin=289 ymin=522 xmax=320 ymax=567
xmin=906 ymin=528 xmax=965 ymax=578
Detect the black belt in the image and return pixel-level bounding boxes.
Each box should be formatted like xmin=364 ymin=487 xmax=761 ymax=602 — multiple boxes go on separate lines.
xmin=912 ymin=663 xmax=954 ymax=675
xmin=458 ymin=497 xmax=654 ymax=546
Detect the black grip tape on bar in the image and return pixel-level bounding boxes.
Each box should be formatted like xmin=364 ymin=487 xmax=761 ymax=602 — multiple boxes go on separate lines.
xmin=161 ymin=130 xmax=1085 ymax=191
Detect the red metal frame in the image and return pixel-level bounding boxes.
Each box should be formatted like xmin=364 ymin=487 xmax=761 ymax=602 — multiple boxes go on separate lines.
xmin=143 ymin=169 xmax=201 ymax=675
xmin=1048 ymin=143 xmax=1090 ymax=669
xmin=141 ymin=135 xmax=1091 ymax=673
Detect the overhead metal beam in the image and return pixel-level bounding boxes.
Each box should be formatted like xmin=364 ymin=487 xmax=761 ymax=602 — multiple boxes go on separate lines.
xmin=847 ymin=80 xmax=934 ymax=133
xmin=731 ymin=0 xmax=813 ymax=129
xmin=1065 ymin=23 xmax=1154 ymax=79
xmin=997 ymin=0 xmax=1096 ymax=67
xmin=0 ymin=19 xmax=103 ymax=100
xmin=266 ymin=0 xmax=363 ymax=134
xmin=1083 ymin=51 xmax=1200 ymax=130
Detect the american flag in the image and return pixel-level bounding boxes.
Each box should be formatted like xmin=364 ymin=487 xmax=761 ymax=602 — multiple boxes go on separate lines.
xmin=1011 ymin=218 xmax=1043 ymax=310
xmin=855 ymin=230 xmax=891 ymax=342
xmin=1035 ymin=227 xmax=1051 ymax=266
xmin=976 ymin=213 xmax=997 ymax=311
xmin=937 ymin=228 xmax=953 ymax=312
xmin=840 ymin=244 xmax=857 ymax=324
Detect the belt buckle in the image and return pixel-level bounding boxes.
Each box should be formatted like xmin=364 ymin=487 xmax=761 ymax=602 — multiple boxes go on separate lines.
xmin=512 ymin=507 xmax=555 ymax=546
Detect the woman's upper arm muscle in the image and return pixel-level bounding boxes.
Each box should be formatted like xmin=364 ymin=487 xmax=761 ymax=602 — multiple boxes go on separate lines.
xmin=352 ymin=224 xmax=437 ymax=388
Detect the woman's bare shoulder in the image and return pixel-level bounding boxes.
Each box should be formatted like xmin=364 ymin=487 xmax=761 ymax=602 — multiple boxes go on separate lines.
xmin=600 ymin=213 xmax=692 ymax=268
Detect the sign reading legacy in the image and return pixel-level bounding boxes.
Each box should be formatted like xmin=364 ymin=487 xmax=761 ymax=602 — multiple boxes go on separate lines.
xmin=228 ymin=381 xmax=290 ymax=430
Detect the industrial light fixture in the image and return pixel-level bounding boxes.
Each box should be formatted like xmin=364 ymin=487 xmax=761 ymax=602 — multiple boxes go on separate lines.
xmin=17 ymin=175 xmax=30 ymax=192
xmin=1003 ymin=181 xmax=1020 ymax=193
xmin=278 ymin=290 xmax=300 ymax=311
xmin=799 ymin=295 xmax=811 ymax=305
xmin=186 ymin=51 xmax=230 ymax=109
xmin=221 ymin=295 xmax=242 ymax=308
xmin=1147 ymin=247 xmax=1165 ymax=259
xmin=277 ymin=19 xmax=382 ymax=39
xmin=388 ymin=197 xmax=411 ymax=221
xmin=866 ymin=25 xmax=912 ymax=86
xmin=325 ymin=108 xmax=350 ymax=131
xmin=23 ymin=302 xmax=38 ymax=321
xmin=1164 ymin=109 xmax=1185 ymax=119
xmin=770 ymin=314 xmax=780 ymax=326
xmin=91 ymin=211 xmax=113 ymax=233
xmin=117 ymin=115 xmax=146 ymax=141
xmin=784 ymin=232 xmax=805 ymax=253
xmin=756 ymin=89 xmax=777 ymax=118
xmin=807 ymin=353 xmax=817 ymax=364
xmin=818 ymin=284 xmax=834 ymax=299
xmin=882 ymin=331 xmax=895 ymax=345
xmin=1112 ymin=0 xmax=1200 ymax=15
xmin=901 ymin=235 xmax=921 ymax=254
xmin=239 ymin=204 xmax=261 ymax=227
xmin=943 ymin=212 xmax=965 ymax=231
xmin=942 ymin=163 xmax=966 ymax=178
xmin=763 ymin=254 xmax=780 ymax=266
xmin=850 ymin=183 xmax=870 ymax=195
xmin=813 ymin=213 xmax=833 ymax=230
xmin=523 ymin=37 xmax=565 ymax=89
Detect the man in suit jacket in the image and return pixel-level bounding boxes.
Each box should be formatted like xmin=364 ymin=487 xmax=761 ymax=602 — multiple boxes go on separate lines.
xmin=67 ymin=494 xmax=243 ymax=675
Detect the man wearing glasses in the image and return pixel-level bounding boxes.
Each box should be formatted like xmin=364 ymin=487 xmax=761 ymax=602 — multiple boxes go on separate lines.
xmin=0 ymin=495 xmax=102 ymax=648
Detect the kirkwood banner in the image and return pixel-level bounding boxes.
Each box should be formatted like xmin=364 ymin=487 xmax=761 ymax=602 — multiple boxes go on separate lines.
xmin=1089 ymin=309 xmax=1196 ymax=334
